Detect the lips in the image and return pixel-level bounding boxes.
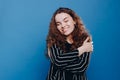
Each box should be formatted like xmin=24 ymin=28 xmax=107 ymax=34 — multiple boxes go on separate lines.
xmin=62 ymin=29 xmax=67 ymax=33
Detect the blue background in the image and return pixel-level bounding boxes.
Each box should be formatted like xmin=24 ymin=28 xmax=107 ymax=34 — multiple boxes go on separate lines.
xmin=0 ymin=0 xmax=120 ymax=80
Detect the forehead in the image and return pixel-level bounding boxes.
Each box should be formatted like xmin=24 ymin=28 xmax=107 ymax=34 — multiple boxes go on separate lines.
xmin=55 ymin=13 xmax=72 ymax=21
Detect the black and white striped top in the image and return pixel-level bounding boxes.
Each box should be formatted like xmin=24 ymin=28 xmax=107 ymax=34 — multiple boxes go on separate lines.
xmin=46 ymin=42 xmax=91 ymax=80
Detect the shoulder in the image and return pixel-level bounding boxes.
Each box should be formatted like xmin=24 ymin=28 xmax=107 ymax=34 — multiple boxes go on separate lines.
xmin=50 ymin=44 xmax=60 ymax=50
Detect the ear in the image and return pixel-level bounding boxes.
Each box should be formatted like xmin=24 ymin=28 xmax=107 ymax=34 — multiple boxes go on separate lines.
xmin=74 ymin=21 xmax=76 ymax=25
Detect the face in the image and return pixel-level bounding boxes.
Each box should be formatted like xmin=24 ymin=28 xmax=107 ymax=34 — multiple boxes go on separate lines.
xmin=55 ymin=13 xmax=75 ymax=36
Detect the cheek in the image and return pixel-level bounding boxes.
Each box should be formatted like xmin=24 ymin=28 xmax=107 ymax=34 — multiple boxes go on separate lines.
xmin=57 ymin=26 xmax=62 ymax=32
xmin=71 ymin=26 xmax=75 ymax=32
xmin=70 ymin=21 xmax=75 ymax=29
xmin=69 ymin=23 xmax=75 ymax=29
xmin=68 ymin=21 xmax=75 ymax=26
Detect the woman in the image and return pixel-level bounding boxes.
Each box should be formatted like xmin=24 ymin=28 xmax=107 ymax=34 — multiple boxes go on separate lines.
xmin=46 ymin=7 xmax=93 ymax=80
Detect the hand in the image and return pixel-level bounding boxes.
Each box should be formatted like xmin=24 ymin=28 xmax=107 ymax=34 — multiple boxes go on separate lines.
xmin=48 ymin=48 xmax=51 ymax=57
xmin=77 ymin=37 xmax=93 ymax=56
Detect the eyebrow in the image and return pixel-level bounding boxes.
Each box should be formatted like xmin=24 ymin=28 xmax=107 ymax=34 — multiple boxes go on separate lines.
xmin=63 ymin=17 xmax=68 ymax=21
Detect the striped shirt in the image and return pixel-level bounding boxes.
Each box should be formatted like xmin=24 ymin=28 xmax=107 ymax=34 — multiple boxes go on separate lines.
xmin=46 ymin=42 xmax=91 ymax=80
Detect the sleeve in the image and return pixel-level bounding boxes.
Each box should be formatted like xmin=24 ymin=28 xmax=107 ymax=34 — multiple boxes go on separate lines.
xmin=62 ymin=52 xmax=91 ymax=73
xmin=49 ymin=44 xmax=79 ymax=67
xmin=46 ymin=64 xmax=60 ymax=80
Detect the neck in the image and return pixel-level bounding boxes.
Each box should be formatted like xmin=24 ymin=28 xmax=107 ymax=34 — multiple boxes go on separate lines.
xmin=66 ymin=35 xmax=73 ymax=44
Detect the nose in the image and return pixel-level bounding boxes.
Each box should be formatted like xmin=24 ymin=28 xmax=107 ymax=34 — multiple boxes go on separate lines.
xmin=61 ymin=22 xmax=66 ymax=28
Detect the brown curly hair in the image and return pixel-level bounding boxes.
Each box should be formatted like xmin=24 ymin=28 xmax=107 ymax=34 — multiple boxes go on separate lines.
xmin=46 ymin=7 xmax=91 ymax=52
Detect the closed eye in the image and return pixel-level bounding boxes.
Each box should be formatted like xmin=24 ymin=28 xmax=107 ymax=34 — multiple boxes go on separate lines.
xmin=64 ymin=17 xmax=69 ymax=23
xmin=56 ymin=22 xmax=61 ymax=26
xmin=64 ymin=20 xmax=68 ymax=23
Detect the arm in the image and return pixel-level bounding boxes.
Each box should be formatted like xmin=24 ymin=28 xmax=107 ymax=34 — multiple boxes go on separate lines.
xmin=49 ymin=37 xmax=93 ymax=72
xmin=62 ymin=52 xmax=91 ymax=73
xmin=49 ymin=38 xmax=93 ymax=68
xmin=49 ymin=45 xmax=91 ymax=73
xmin=49 ymin=44 xmax=79 ymax=67
xmin=61 ymin=37 xmax=92 ymax=73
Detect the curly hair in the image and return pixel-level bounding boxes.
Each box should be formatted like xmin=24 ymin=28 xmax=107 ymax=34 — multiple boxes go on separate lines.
xmin=46 ymin=7 xmax=91 ymax=52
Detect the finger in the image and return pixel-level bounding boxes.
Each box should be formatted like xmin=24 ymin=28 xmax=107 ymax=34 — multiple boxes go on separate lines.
xmin=84 ymin=37 xmax=90 ymax=43
xmin=48 ymin=48 xmax=51 ymax=57
xmin=91 ymin=41 xmax=93 ymax=44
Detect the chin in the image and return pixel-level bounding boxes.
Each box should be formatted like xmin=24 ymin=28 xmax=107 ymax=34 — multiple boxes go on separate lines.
xmin=64 ymin=33 xmax=71 ymax=37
